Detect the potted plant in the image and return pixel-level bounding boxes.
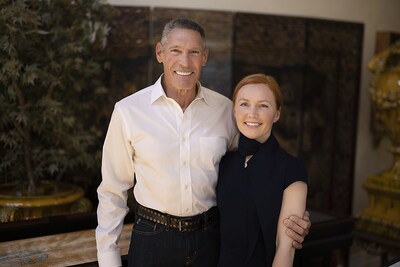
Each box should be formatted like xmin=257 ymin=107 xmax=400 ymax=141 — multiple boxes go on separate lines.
xmin=0 ymin=0 xmax=115 ymax=222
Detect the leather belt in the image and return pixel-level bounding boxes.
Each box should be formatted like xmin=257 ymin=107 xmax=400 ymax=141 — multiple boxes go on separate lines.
xmin=136 ymin=203 xmax=219 ymax=232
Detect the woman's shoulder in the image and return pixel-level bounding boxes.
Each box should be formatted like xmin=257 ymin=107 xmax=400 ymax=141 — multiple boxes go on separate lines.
xmin=278 ymin=150 xmax=308 ymax=185
xmin=278 ymin=149 xmax=302 ymax=164
xmin=272 ymin=142 xmax=307 ymax=184
xmin=221 ymin=150 xmax=240 ymax=161
xmin=219 ymin=150 xmax=242 ymax=171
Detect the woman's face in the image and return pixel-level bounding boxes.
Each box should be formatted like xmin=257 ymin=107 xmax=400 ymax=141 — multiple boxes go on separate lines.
xmin=234 ymin=83 xmax=280 ymax=143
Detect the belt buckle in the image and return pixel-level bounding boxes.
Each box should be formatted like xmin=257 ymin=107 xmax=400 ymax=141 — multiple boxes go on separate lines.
xmin=178 ymin=217 xmax=192 ymax=231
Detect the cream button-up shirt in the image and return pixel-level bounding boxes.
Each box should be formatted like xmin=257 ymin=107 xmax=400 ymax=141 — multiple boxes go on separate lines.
xmin=96 ymin=76 xmax=238 ymax=267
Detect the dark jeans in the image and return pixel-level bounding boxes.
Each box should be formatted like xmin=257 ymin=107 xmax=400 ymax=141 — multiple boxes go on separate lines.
xmin=128 ymin=215 xmax=220 ymax=267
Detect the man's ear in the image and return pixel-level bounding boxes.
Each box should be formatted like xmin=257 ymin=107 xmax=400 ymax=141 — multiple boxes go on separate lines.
xmin=202 ymin=47 xmax=209 ymax=66
xmin=155 ymin=42 xmax=163 ymax=63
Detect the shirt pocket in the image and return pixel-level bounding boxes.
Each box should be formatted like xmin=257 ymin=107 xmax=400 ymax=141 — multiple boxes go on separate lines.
xmin=200 ymin=137 xmax=227 ymax=171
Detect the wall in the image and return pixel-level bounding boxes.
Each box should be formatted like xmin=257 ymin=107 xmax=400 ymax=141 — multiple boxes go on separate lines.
xmin=107 ymin=0 xmax=400 ymax=216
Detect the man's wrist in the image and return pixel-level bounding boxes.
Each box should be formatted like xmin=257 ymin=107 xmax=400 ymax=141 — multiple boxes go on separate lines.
xmin=97 ymin=250 xmax=122 ymax=267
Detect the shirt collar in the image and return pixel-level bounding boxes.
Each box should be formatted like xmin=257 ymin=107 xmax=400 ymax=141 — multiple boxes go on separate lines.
xmin=150 ymin=74 xmax=209 ymax=105
xmin=150 ymin=75 xmax=166 ymax=104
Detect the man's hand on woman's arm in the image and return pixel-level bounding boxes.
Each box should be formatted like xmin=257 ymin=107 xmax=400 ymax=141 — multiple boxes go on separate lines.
xmin=283 ymin=210 xmax=311 ymax=249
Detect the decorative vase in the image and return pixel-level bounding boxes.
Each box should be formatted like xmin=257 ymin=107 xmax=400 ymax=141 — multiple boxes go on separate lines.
xmin=356 ymin=41 xmax=400 ymax=240
xmin=0 ymin=180 xmax=92 ymax=222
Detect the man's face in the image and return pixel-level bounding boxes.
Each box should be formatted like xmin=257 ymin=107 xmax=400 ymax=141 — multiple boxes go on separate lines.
xmin=156 ymin=28 xmax=208 ymax=92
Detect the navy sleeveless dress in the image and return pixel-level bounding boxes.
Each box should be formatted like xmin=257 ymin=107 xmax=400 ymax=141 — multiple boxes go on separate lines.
xmin=216 ymin=135 xmax=307 ymax=267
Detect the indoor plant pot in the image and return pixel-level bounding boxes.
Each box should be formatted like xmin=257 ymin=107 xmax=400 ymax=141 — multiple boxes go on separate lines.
xmin=0 ymin=180 xmax=92 ymax=222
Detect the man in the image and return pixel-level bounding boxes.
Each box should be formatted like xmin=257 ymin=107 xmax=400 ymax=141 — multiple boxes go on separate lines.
xmin=96 ymin=17 xmax=310 ymax=267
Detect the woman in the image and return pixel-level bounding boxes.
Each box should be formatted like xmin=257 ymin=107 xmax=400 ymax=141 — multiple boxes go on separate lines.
xmin=217 ymin=73 xmax=308 ymax=267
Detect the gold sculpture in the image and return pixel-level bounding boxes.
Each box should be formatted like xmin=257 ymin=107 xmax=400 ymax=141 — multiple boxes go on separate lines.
xmin=356 ymin=40 xmax=400 ymax=240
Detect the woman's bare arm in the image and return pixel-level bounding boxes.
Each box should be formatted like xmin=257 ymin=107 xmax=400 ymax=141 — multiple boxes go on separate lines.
xmin=272 ymin=181 xmax=308 ymax=267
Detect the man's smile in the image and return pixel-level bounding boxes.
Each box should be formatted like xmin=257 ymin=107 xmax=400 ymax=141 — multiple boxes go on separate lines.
xmin=175 ymin=71 xmax=193 ymax=76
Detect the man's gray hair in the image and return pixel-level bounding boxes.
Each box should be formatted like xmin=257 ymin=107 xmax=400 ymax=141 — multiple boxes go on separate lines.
xmin=161 ymin=17 xmax=206 ymax=50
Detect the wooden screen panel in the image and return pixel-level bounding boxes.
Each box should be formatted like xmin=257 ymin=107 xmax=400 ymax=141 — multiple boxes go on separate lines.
xmin=307 ymin=19 xmax=363 ymax=214
xmin=106 ymin=6 xmax=151 ymax=99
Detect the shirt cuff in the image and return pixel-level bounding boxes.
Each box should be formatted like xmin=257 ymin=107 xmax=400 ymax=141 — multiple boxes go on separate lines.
xmin=97 ymin=250 xmax=122 ymax=267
